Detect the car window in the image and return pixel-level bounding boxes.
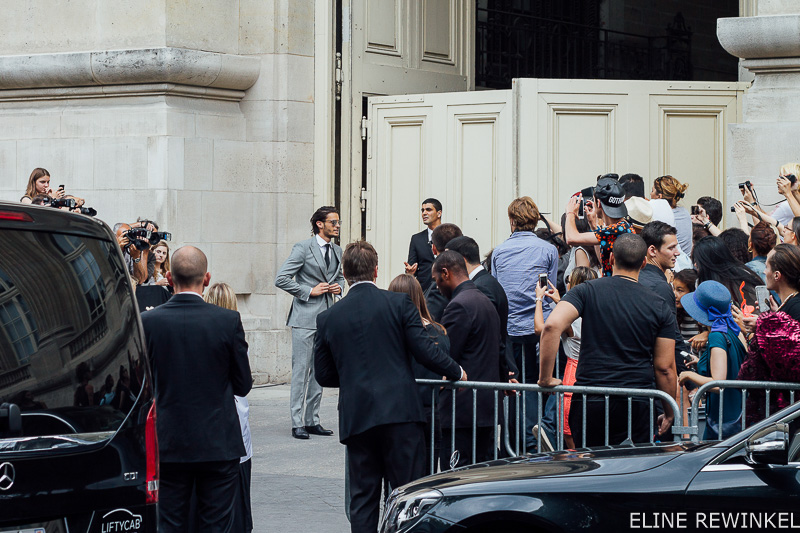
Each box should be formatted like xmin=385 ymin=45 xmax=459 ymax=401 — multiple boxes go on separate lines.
xmin=712 ymin=405 xmax=800 ymax=465
xmin=0 ymin=229 xmax=145 ymax=449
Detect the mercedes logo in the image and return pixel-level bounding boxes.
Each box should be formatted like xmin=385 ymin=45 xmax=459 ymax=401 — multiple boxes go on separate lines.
xmin=0 ymin=462 xmax=15 ymax=491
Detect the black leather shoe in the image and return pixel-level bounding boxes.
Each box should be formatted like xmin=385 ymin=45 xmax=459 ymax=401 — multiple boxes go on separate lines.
xmin=305 ymin=424 xmax=334 ymax=436
xmin=292 ymin=427 xmax=309 ymax=440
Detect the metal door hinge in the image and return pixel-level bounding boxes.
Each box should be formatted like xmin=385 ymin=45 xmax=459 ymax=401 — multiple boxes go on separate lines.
xmin=335 ymin=52 xmax=343 ymax=101
xmin=360 ymin=116 xmax=368 ymax=141
xmin=360 ymin=187 xmax=368 ymax=212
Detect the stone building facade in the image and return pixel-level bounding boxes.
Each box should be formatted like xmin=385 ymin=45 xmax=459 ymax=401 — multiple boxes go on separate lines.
xmin=0 ymin=0 xmax=788 ymax=384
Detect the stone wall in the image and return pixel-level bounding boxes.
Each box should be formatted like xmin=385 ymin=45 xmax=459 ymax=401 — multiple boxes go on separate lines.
xmin=0 ymin=0 xmax=317 ymax=384
xmin=718 ymin=3 xmax=800 ymax=222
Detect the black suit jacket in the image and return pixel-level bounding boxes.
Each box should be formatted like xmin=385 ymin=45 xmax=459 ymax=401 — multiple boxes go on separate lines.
xmin=471 ymin=269 xmax=517 ymax=377
xmin=314 ymin=283 xmax=462 ymax=443
xmin=439 ymin=281 xmax=502 ymax=428
xmin=408 ymin=229 xmax=435 ymax=291
xmin=141 ymin=294 xmax=252 ymax=463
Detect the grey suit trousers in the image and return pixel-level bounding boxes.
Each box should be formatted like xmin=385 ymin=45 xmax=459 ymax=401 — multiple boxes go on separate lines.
xmin=290 ymin=327 xmax=323 ymax=428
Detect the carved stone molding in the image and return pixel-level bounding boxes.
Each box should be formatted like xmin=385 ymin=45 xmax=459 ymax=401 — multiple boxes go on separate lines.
xmin=0 ymin=47 xmax=261 ymax=97
xmin=718 ymin=14 xmax=800 ymax=59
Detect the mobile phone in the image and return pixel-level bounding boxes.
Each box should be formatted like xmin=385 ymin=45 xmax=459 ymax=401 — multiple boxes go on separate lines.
xmin=578 ymin=197 xmax=585 ymax=219
xmin=539 ymin=273 xmax=548 ymax=289
xmin=755 ymin=285 xmax=770 ymax=314
xmin=691 ymin=205 xmax=700 ymax=215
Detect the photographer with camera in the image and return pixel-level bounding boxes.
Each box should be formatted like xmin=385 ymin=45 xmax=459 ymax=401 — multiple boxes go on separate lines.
xmin=113 ymin=220 xmax=171 ymax=287
xmin=20 ymin=167 xmax=88 ymax=211
xmin=564 ymin=175 xmax=632 ymax=277
xmin=739 ymin=163 xmax=800 ymax=227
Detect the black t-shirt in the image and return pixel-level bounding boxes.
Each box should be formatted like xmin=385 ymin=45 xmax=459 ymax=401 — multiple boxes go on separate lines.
xmin=779 ymin=295 xmax=800 ymax=322
xmin=562 ymin=276 xmax=677 ymax=389
xmin=638 ymin=264 xmax=690 ymax=373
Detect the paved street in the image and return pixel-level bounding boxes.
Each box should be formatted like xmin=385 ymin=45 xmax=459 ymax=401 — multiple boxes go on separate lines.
xmin=248 ymin=384 xmax=350 ymax=533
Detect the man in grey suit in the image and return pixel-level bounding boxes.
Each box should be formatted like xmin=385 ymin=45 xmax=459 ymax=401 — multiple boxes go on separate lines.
xmin=276 ymin=206 xmax=346 ymax=439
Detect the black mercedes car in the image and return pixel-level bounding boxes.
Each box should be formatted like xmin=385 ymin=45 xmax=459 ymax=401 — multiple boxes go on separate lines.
xmin=0 ymin=202 xmax=156 ymax=532
xmin=381 ymin=401 xmax=800 ymax=532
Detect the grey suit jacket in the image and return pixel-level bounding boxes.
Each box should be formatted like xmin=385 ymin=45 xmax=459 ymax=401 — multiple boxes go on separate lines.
xmin=275 ymin=236 xmax=345 ymax=329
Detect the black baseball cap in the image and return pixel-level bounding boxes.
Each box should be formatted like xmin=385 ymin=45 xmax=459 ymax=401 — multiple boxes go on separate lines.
xmin=594 ymin=179 xmax=628 ymax=218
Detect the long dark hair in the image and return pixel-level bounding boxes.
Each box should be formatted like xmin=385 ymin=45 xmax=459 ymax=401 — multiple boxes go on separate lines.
xmin=693 ymin=236 xmax=762 ymax=304
xmin=388 ymin=274 xmax=445 ymax=334
xmin=673 ymin=268 xmax=698 ymax=323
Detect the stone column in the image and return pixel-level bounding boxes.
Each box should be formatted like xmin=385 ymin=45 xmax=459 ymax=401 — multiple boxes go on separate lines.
xmin=718 ymin=2 xmax=800 ymax=215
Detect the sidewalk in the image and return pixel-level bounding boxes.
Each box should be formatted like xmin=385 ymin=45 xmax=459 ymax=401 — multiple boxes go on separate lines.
xmin=248 ymin=384 xmax=349 ymax=532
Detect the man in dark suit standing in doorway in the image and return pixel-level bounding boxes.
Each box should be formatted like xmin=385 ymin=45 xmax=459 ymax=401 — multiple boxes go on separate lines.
xmin=141 ymin=246 xmax=252 ymax=533
xmin=432 ymin=251 xmax=503 ymax=468
xmin=314 ymin=241 xmax=465 ymax=533
xmin=405 ymin=198 xmax=442 ymax=291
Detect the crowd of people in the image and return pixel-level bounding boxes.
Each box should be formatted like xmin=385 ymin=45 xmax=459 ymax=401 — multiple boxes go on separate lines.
xmin=21 ymin=161 xmax=800 ymax=532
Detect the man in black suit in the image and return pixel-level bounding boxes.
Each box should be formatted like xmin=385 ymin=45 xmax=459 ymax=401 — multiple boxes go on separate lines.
xmin=432 ymin=251 xmax=503 ymax=468
xmin=424 ymin=223 xmax=463 ymax=322
xmin=314 ymin=241 xmax=465 ymax=533
xmin=141 ymin=246 xmax=252 ymax=533
xmin=445 ymin=235 xmax=516 ymax=379
xmin=404 ymin=197 xmax=442 ymax=291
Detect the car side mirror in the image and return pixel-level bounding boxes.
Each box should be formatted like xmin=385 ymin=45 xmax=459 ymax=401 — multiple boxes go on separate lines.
xmin=0 ymin=402 xmax=22 ymax=438
xmin=745 ymin=423 xmax=789 ymax=466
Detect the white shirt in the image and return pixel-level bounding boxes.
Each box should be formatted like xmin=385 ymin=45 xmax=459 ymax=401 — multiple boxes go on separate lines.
xmin=235 ymin=395 xmax=252 ymax=463
xmin=773 ymin=200 xmax=795 ymax=227
xmin=427 ymin=227 xmax=433 ymax=243
xmin=468 ymin=265 xmax=484 ymax=280
xmin=316 ymin=233 xmax=332 ymax=262
xmin=177 ymin=290 xmax=204 ymax=298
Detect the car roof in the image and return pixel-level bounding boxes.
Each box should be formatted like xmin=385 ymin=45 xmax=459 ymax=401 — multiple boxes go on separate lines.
xmin=0 ymin=200 xmax=113 ymax=241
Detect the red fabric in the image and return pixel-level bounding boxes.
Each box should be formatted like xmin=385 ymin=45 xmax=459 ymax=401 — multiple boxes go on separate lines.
xmin=562 ymin=358 xmax=579 ymax=436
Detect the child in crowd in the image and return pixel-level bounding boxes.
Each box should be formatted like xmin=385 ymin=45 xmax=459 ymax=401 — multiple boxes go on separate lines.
xmin=673 ymin=269 xmax=702 ymax=343
xmin=534 ymin=266 xmax=597 ymax=449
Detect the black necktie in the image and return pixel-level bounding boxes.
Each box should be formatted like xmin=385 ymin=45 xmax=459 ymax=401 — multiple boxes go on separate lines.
xmin=324 ymin=243 xmax=331 ymax=268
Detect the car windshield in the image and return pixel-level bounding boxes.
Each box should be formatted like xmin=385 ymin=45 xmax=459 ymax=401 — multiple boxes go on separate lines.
xmin=0 ymin=229 xmax=145 ymax=450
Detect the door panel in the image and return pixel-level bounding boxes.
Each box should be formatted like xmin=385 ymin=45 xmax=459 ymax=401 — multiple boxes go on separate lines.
xmin=367 ymin=92 xmax=511 ymax=287
xmin=366 ymin=79 xmax=747 ymax=288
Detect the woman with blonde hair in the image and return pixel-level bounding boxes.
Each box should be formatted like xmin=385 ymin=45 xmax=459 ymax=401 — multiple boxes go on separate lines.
xmin=388 ymin=273 xmax=448 ymax=471
xmin=651 ymin=175 xmax=693 ymax=256
xmin=202 ymin=282 xmax=253 ymax=533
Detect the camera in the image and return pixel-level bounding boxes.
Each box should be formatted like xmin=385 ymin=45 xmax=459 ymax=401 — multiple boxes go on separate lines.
xmin=50 ymin=198 xmax=77 ymax=209
xmin=577 ymin=186 xmax=595 ymax=219
xmin=738 ymin=181 xmax=752 ymax=191
xmin=786 ymin=174 xmax=797 ymax=185
xmin=124 ymin=228 xmax=172 ymax=248
xmin=78 ymin=206 xmax=97 ymax=216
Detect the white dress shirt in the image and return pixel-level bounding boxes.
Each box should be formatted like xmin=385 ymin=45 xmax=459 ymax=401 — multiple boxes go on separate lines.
xmin=316 ymin=233 xmax=332 ymax=264
xmin=468 ymin=265 xmax=484 ymax=280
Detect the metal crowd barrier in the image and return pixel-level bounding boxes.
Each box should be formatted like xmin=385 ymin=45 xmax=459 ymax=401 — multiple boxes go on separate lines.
xmin=688 ymin=380 xmax=800 ymax=444
xmin=416 ymin=379 xmax=683 ymax=475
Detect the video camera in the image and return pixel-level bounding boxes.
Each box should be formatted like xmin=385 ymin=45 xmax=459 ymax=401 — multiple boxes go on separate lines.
xmin=40 ymin=197 xmax=98 ymax=217
xmin=123 ymin=228 xmax=172 ymax=251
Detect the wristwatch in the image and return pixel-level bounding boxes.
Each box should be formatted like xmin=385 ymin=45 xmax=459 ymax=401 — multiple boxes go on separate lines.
xmin=703 ymin=221 xmax=712 ymax=229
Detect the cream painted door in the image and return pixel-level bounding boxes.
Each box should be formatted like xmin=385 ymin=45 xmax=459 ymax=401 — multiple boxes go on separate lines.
xmin=366 ymin=79 xmax=747 ymax=288
xmin=365 ymin=91 xmax=512 ymax=288
xmin=515 ymin=79 xmax=748 ymax=219
xmin=340 ymin=0 xmax=474 ymax=245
